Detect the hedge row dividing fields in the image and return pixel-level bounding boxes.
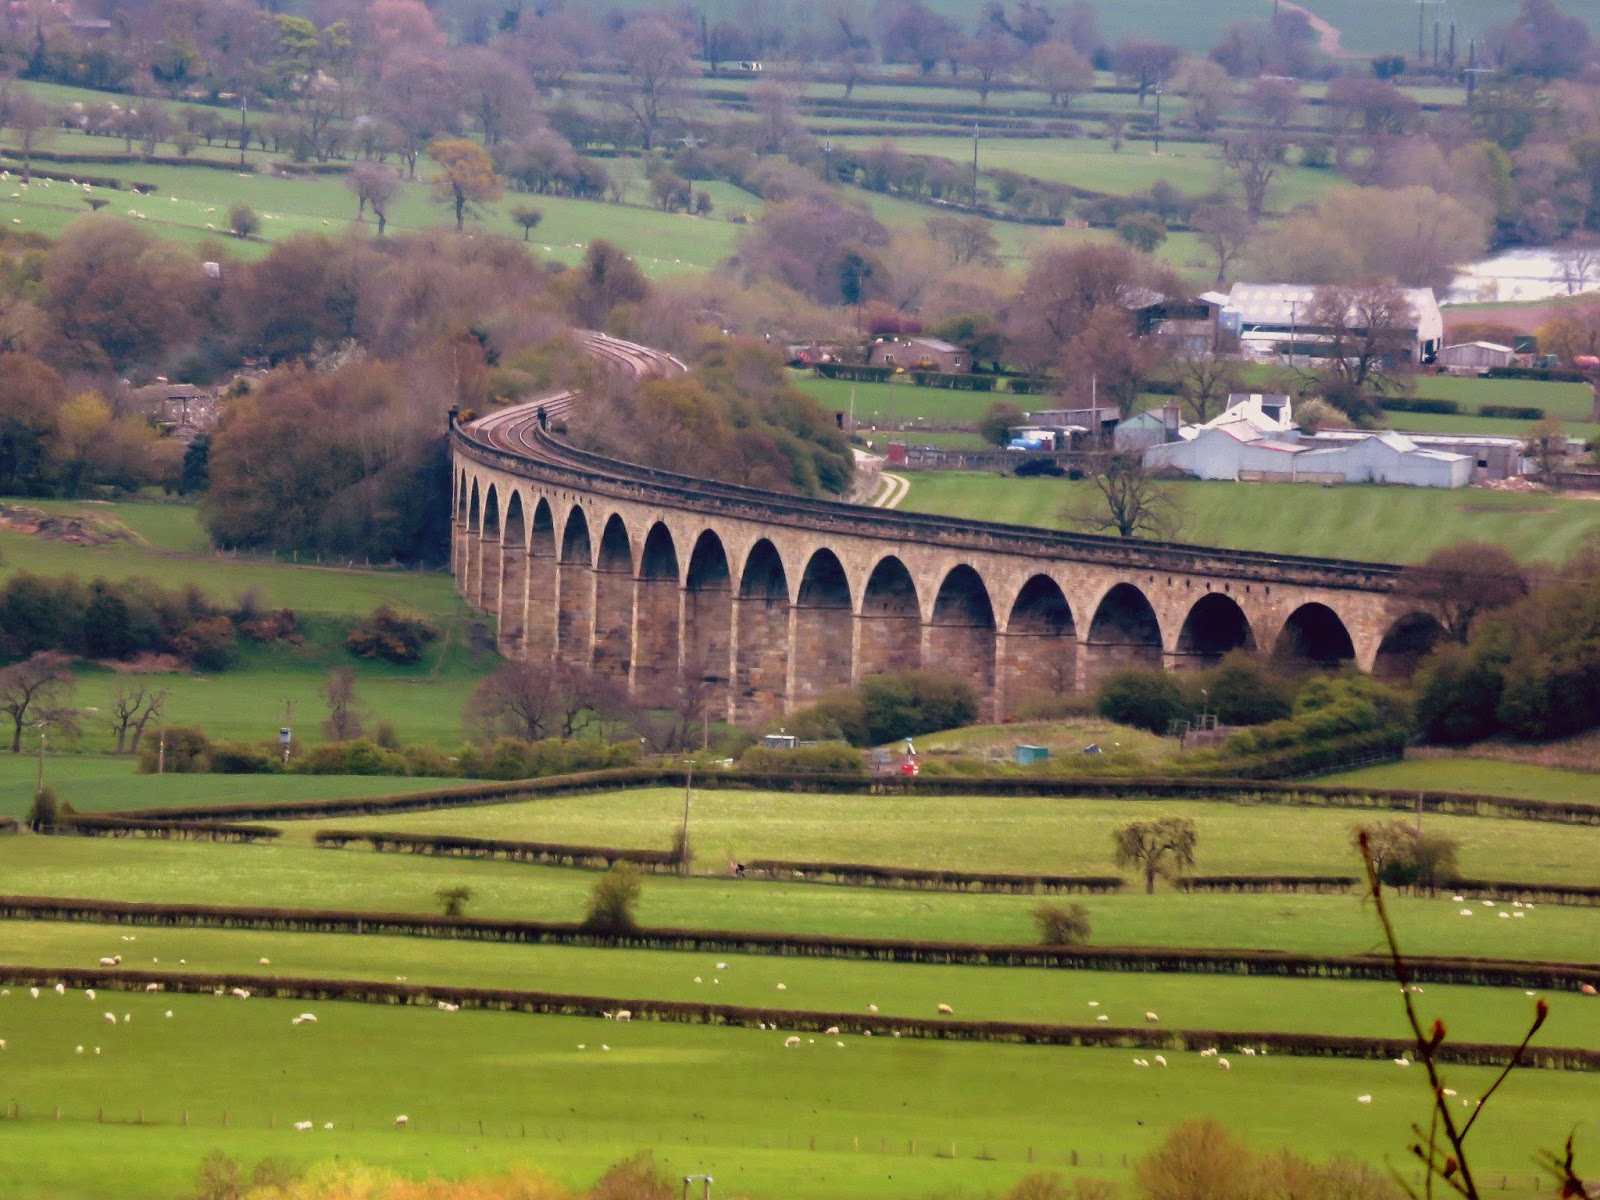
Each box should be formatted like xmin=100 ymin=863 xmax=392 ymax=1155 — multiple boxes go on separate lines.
xmin=0 ymin=962 xmax=1592 ymax=1071
xmin=3 ymin=896 xmax=1594 ymax=992
xmin=116 ymin=768 xmax=1600 ymax=828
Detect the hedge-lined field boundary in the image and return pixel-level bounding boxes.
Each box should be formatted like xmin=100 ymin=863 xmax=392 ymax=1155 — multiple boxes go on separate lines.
xmin=745 ymin=859 xmax=1124 ymax=894
xmin=63 ymin=815 xmax=280 ymax=843
xmin=314 ymin=829 xmax=682 ymax=872
xmin=0 ymin=962 xmax=1589 ymax=1070
xmin=1177 ymin=874 xmax=1357 ymax=895
xmin=2 ymin=895 xmax=1594 ymax=990
xmin=115 ymin=766 xmax=1600 ymax=828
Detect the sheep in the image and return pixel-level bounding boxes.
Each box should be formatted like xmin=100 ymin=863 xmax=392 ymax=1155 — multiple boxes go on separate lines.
xmin=93 ymin=1047 xmax=101 ymax=1055
xmin=600 ymin=1044 xmax=610 ymax=1051
xmin=693 ymin=977 xmax=702 ymax=984
xmin=1243 ymin=1048 xmax=1257 ymax=1056
xmin=1513 ymin=911 xmax=1526 ymax=918
xmin=717 ymin=962 xmax=728 ymax=970
xmin=1499 ymin=912 xmax=1511 ymax=919
xmin=615 ymin=1010 xmax=632 ymax=1022
xmin=867 ymin=1003 xmax=880 ymax=1013
xmin=825 ymin=1026 xmax=840 ymax=1036
xmin=98 ymin=957 xmax=116 ymax=967
xmin=1357 ymin=1095 xmax=1372 ymax=1104
xmin=1581 ymin=984 xmax=1597 ymax=996
xmin=1095 ymin=1015 xmax=1109 ymax=1022
xmin=1394 ymin=1058 xmax=1411 ymax=1067
xmin=230 ymin=988 xmax=250 ymax=1000
xmin=258 ymin=958 xmax=271 ymax=966
xmin=298 ymin=1013 xmax=317 ymax=1023
xmin=294 ymin=1121 xmax=314 ymax=1132
xmin=1443 ymin=1089 xmax=1457 ymax=1097
xmin=863 ymin=1030 xmax=872 ymax=1037
xmin=144 ymin=984 xmax=161 ymax=993
xmin=292 ymin=1018 xmax=304 ymax=1026
xmin=776 ymin=983 xmax=786 ymax=991
xmin=937 ymin=1004 xmax=954 ymax=1015
xmin=836 ymin=1040 xmax=845 ymax=1047
xmin=122 ymin=1014 xmax=130 ymax=1023
xmin=891 ymin=1030 xmax=901 ymax=1038
xmin=1217 ymin=1058 xmax=1230 ymax=1070
xmin=164 ymin=1011 xmax=172 ymax=1018
xmin=1132 ymin=1058 xmax=1149 ymax=1067
xmin=394 ymin=1115 xmax=409 ymax=1127
xmin=27 ymin=988 xmax=38 ymax=999
xmin=53 ymin=983 xmax=64 ymax=995
xmin=1153 ymin=1055 xmax=1167 ymax=1067
xmin=323 ymin=1123 xmax=333 ymax=1130
xmin=103 ymin=1013 xmax=117 ymax=1024
xmin=602 ymin=1011 xmax=613 ymax=1019
xmin=1088 ymin=1001 xmax=1099 ymax=1007
xmin=1145 ymin=1012 xmax=1159 ymax=1023
xmin=1459 ymin=909 xmax=1474 ymax=916
xmin=85 ymin=989 xmax=95 ymax=1001
xmin=75 ymin=1046 xmax=83 ymax=1054
xmin=1200 ymin=1048 xmax=1218 ymax=1057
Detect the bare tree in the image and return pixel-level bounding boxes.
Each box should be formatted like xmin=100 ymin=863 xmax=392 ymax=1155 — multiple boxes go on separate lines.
xmin=320 ymin=666 xmax=368 ymax=741
xmin=464 ymin=659 xmax=630 ymax=742
xmin=4 ymin=92 xmax=56 ymax=185
xmin=1219 ymin=132 xmax=1284 ymax=222
xmin=1390 ymin=542 xmax=1529 ymax=643
xmin=1304 ymin=282 xmax=1417 ymax=392
xmin=924 ymin=214 xmax=999 ymax=266
xmin=1066 ymin=453 xmax=1184 ymax=540
xmin=1555 ymin=237 xmax=1600 ymax=295
xmin=0 ymin=651 xmax=76 ymax=753
xmin=1111 ymin=39 xmax=1181 ymax=104
xmin=1112 ymin=816 xmax=1198 ymax=894
xmin=613 ymin=16 xmax=694 ymax=151
xmin=1171 ymin=350 xmax=1244 ymax=424
xmin=1027 ymin=40 xmax=1094 ymax=107
xmin=345 ymin=161 xmax=400 ymax=234
xmin=1190 ymin=203 xmax=1252 ymax=286
xmin=106 ymin=684 xmax=167 ymax=755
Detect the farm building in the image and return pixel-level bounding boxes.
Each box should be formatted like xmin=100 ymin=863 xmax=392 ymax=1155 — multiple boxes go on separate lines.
xmin=1125 ymin=291 xmax=1224 ymax=356
xmin=866 ymin=336 xmax=968 ymax=373
xmin=1436 ymin=341 xmax=1516 ymax=374
xmin=1226 ymin=283 xmax=1443 ymax=367
xmin=1145 ymin=424 xmax=1473 ymax=487
xmin=1113 ymin=405 xmax=1181 ymax=452
xmin=1302 ymin=430 xmax=1525 ymax=481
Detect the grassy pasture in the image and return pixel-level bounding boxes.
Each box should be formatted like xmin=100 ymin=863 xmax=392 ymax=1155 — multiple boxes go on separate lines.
xmin=0 ymin=987 xmax=1583 ymax=1200
xmin=276 ymin=787 xmax=1600 ymax=885
xmin=2 ymin=835 xmax=1597 ymax=961
xmin=2 ymin=920 xmax=1593 ymax=1048
xmin=897 ymin=472 xmax=1600 ymax=563
xmin=1324 ymin=759 xmax=1600 ymax=805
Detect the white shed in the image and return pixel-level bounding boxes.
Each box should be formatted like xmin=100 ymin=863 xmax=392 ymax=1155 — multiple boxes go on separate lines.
xmin=1294 ymin=431 xmax=1471 ymax=487
xmin=1436 ymin=341 xmax=1515 ymax=374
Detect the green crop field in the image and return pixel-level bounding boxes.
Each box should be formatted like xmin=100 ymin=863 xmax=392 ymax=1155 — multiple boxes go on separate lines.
xmin=274 ymin=787 xmax=1600 ymax=885
xmin=898 ymin=472 xmax=1600 ymax=564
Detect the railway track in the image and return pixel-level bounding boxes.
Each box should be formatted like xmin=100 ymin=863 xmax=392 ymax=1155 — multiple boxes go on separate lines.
xmin=457 ymin=334 xmax=1405 ymax=592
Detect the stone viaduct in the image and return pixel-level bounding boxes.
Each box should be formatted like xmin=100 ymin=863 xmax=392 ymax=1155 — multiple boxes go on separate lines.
xmin=449 ymin=336 xmax=1438 ymax=727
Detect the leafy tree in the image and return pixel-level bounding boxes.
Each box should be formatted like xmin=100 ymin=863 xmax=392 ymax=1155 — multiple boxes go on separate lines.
xmin=345 ymin=162 xmax=400 ymax=235
xmin=979 ymin=400 xmax=1026 ymax=447
xmin=1095 ymin=668 xmax=1185 ymax=734
xmin=1033 ymin=902 xmax=1092 ymax=945
xmin=426 ymin=138 xmax=502 ymax=232
xmin=1112 ymin=39 xmax=1181 ymax=104
xmin=584 ymin=863 xmax=642 ymax=932
xmin=509 ymin=203 xmax=544 ymax=242
xmin=1202 ymin=654 xmax=1293 ymax=726
xmin=1112 ymin=816 xmax=1198 ymax=894
xmin=1351 ymin=819 xmax=1459 ymax=892
xmin=227 ymin=202 xmax=260 ymax=240
xmin=1115 ymin=212 xmax=1167 ymax=253
xmin=1066 ymin=453 xmax=1183 ymax=539
xmin=25 ymin=786 xmax=60 ymax=832
xmin=434 ymin=885 xmax=473 ymax=917
xmin=568 ymin=239 xmax=648 ymax=329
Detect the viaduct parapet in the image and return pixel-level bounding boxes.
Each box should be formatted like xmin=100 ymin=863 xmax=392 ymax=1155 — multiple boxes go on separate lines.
xmin=450 ymin=334 xmax=1436 ymax=725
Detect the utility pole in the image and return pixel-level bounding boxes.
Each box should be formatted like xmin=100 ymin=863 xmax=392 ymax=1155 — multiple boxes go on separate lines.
xmin=238 ymin=94 xmax=248 ymax=168
xmin=970 ymin=123 xmax=980 ymax=208
xmin=1152 ymin=85 xmax=1163 ymax=155
xmin=1417 ymin=0 xmax=1427 ymax=65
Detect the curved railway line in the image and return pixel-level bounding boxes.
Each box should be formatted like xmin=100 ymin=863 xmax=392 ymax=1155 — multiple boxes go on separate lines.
xmin=451 ymin=334 xmax=1426 ymax=722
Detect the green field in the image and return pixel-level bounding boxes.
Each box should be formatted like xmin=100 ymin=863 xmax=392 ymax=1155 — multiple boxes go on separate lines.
xmin=1325 ymin=758 xmax=1600 ymax=804
xmin=4 ymin=832 xmax=1598 ymax=961
xmin=2 ymin=921 xmax=1591 ymax=1048
xmin=898 ymin=472 xmax=1600 ymax=564
xmin=0 ymin=986 xmax=1582 ymax=1200
xmin=275 ymin=787 xmax=1600 ymax=885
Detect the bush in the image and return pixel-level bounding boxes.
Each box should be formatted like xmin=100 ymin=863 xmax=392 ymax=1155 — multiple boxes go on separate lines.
xmin=1033 ymin=901 xmax=1092 ymax=945
xmin=737 ymin=741 xmax=864 ymax=774
xmin=1413 ymin=647 xmax=1503 ymax=745
xmin=435 ymin=885 xmax=473 ymax=917
xmin=787 ymin=670 xmax=978 ymax=747
xmin=1095 ymin=669 xmax=1185 ymax=734
xmin=1382 ymin=397 xmax=1460 ymax=415
xmin=1203 ymin=653 xmax=1293 ymax=726
xmin=346 ymin=606 xmax=437 ymax=664
xmin=1478 ymin=403 xmax=1545 ymax=420
xmin=584 ymin=864 xmax=642 ymax=933
xmin=26 ymin=786 xmax=60 ymax=832
xmin=207 ymin=740 xmax=281 ymax=774
xmin=1354 ymin=819 xmax=1459 ymax=891
xmin=136 ymin=725 xmax=212 ymax=773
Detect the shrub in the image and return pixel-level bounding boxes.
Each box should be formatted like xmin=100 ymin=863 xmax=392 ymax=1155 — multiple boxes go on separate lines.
xmin=1202 ymin=653 xmax=1293 ymax=726
xmin=346 ymin=606 xmax=437 ymax=664
xmin=174 ymin=616 xmax=237 ymax=671
xmin=136 ymin=725 xmax=212 ymax=773
xmin=1477 ymin=404 xmax=1545 ymax=420
xmin=1352 ymin=819 xmax=1459 ymax=891
xmin=1033 ymin=901 xmax=1092 ymax=945
xmin=1412 ymin=647 xmax=1503 ymax=745
xmin=737 ymin=741 xmax=864 ymax=774
xmin=1095 ymin=669 xmax=1185 ymax=734
xmin=787 ymin=670 xmax=977 ymax=747
xmin=584 ymin=864 xmax=642 ymax=933
xmin=435 ymin=885 xmax=473 ymax=917
xmin=26 ymin=786 xmax=60 ymax=832
xmin=208 ymin=740 xmax=281 ymax=774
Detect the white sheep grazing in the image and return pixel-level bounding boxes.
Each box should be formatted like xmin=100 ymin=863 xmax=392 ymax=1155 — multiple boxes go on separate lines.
xmin=693 ymin=977 xmax=702 ymax=984
xmin=775 ymin=983 xmax=786 ymax=990
xmin=394 ymin=1115 xmax=409 ymax=1127
xmin=98 ymin=957 xmax=116 ymax=967
xmin=1200 ymin=1048 xmax=1218 ymax=1057
xmin=825 ymin=1026 xmax=840 ymax=1036
xmin=1357 ymin=1095 xmax=1372 ymax=1104
xmin=1145 ymin=1012 xmax=1159 ymax=1023
xmin=937 ymin=1004 xmax=954 ymax=1015
xmin=1442 ymin=1089 xmax=1457 ymax=1097
xmin=27 ymin=988 xmax=38 ymax=999
xmin=1153 ymin=1055 xmax=1167 ymax=1067
xmin=298 ymin=1013 xmax=317 ymax=1023
xmin=53 ymin=983 xmax=64 ymax=995
xmin=785 ymin=1036 xmax=801 ymax=1048
xmin=258 ymin=958 xmax=270 ymax=966
xmin=122 ymin=1014 xmax=130 ymax=1023
xmin=614 ymin=1010 xmax=631 ymax=1022
xmin=93 ymin=1047 xmax=101 ymax=1055
xmin=85 ymin=990 xmax=95 ymax=1001
xmin=1217 ymin=1058 xmax=1231 ymax=1070
xmin=867 ymin=1004 xmax=878 ymax=1013
xmin=1132 ymin=1058 xmax=1148 ymax=1067
xmin=600 ymin=1044 xmax=610 ymax=1052
xmin=1394 ymin=1058 xmax=1411 ymax=1067
xmin=1096 ymin=1015 xmax=1109 ymax=1022
xmin=1582 ymin=984 xmax=1598 ymax=996
xmin=231 ymin=988 xmax=250 ymax=1000
xmin=75 ymin=1045 xmax=83 ymax=1054
xmin=1242 ymin=1047 xmax=1257 ymax=1056
xmin=294 ymin=1121 xmax=313 ymax=1132
xmin=323 ymin=1123 xmax=333 ymax=1130
xmin=717 ymin=963 xmax=728 ymax=970
xmin=103 ymin=1013 xmax=117 ymax=1024
xmin=113 ymin=955 xmax=121 ymax=964
xmin=145 ymin=984 xmax=161 ymax=993
xmin=292 ymin=1018 xmax=304 ymax=1026
xmin=164 ymin=1011 xmax=172 ymax=1019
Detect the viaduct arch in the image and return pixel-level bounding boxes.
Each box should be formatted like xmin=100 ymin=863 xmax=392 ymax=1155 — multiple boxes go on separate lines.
xmin=451 ymin=335 xmax=1438 ymax=725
